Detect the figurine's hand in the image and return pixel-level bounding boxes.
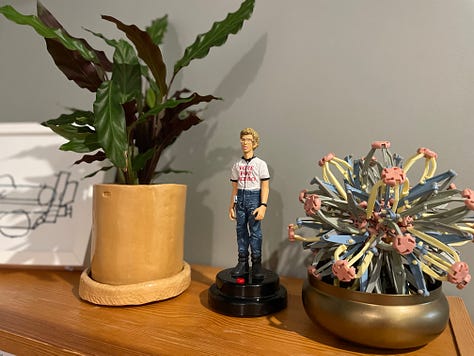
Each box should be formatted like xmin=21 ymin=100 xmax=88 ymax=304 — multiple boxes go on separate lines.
xmin=253 ymin=205 xmax=266 ymax=221
xmin=229 ymin=207 xmax=236 ymax=221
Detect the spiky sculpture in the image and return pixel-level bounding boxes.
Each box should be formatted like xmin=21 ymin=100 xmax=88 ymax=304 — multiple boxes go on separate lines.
xmin=288 ymin=141 xmax=473 ymax=296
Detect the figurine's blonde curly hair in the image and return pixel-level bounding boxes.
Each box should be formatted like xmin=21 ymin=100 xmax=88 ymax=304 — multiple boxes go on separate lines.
xmin=240 ymin=127 xmax=260 ymax=149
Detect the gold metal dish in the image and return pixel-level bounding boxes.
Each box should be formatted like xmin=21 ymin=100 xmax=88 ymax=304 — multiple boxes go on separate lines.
xmin=302 ymin=272 xmax=449 ymax=349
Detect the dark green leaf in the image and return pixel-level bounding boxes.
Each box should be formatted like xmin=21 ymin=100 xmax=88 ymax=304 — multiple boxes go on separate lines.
xmin=159 ymin=110 xmax=202 ymax=153
xmin=132 ymin=149 xmax=155 ymax=171
xmin=164 ymin=91 xmax=220 ymax=120
xmin=36 ymin=1 xmax=111 ymax=91
xmin=112 ymin=40 xmax=142 ymax=104
xmin=45 ymin=122 xmax=94 ymax=142
xmin=74 ymin=151 xmax=108 ymax=165
xmin=44 ymin=39 xmax=106 ymax=91
xmin=146 ymin=15 xmax=168 ymax=46
xmin=42 ymin=109 xmax=94 ymax=127
xmin=0 ymin=5 xmax=97 ymax=61
xmin=37 ymin=2 xmax=112 ymax=70
xmin=60 ymin=135 xmax=101 ymax=153
xmin=42 ymin=110 xmax=99 ymax=153
xmin=173 ymin=0 xmax=254 ymax=75
xmin=93 ymin=81 xmax=128 ymax=169
xmin=145 ymin=88 xmax=157 ymax=109
xmin=102 ymin=15 xmax=167 ymax=97
xmin=142 ymin=96 xmax=195 ymax=119
xmin=141 ymin=64 xmax=162 ymax=100
xmin=156 ymin=92 xmax=219 ymax=152
xmin=84 ymin=27 xmax=119 ymax=47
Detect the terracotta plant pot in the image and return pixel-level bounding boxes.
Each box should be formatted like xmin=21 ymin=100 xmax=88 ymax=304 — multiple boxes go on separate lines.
xmin=302 ymin=272 xmax=449 ymax=349
xmin=79 ymin=184 xmax=191 ymax=306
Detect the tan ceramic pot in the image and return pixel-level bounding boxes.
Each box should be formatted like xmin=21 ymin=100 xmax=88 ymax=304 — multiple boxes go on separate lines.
xmin=302 ymin=272 xmax=449 ymax=349
xmin=79 ymin=184 xmax=191 ymax=305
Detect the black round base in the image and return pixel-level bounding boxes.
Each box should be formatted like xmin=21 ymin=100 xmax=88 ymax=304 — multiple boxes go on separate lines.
xmin=208 ymin=267 xmax=287 ymax=317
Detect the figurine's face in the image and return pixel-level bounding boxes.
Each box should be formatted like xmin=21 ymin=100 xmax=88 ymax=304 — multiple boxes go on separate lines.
xmin=240 ymin=134 xmax=255 ymax=154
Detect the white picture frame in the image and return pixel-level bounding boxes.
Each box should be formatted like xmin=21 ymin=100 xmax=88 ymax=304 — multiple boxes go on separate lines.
xmin=0 ymin=122 xmax=106 ymax=268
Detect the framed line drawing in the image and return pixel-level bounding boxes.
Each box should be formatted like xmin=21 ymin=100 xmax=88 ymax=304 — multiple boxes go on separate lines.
xmin=0 ymin=122 xmax=106 ymax=268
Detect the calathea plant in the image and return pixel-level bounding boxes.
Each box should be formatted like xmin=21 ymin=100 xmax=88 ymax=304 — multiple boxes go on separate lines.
xmin=0 ymin=0 xmax=255 ymax=184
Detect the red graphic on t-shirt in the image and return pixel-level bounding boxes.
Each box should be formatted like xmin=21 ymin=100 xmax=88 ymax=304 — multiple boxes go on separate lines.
xmin=239 ymin=165 xmax=257 ymax=182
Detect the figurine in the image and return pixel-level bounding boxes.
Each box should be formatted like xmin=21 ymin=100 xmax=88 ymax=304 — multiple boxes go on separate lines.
xmin=229 ymin=128 xmax=269 ymax=279
xmin=207 ymin=128 xmax=286 ymax=317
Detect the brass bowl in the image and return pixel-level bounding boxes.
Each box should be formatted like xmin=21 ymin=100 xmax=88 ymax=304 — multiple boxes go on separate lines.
xmin=302 ymin=273 xmax=449 ymax=349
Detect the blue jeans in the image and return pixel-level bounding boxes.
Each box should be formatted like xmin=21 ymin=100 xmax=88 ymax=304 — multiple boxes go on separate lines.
xmin=236 ymin=189 xmax=262 ymax=259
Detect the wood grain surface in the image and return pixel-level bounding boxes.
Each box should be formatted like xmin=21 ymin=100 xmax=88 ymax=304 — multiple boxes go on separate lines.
xmin=0 ymin=264 xmax=472 ymax=355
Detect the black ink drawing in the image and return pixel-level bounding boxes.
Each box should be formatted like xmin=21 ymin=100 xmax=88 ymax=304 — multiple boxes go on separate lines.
xmin=0 ymin=171 xmax=78 ymax=238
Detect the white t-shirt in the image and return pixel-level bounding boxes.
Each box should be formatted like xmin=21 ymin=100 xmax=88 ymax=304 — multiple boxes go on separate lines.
xmin=230 ymin=156 xmax=270 ymax=190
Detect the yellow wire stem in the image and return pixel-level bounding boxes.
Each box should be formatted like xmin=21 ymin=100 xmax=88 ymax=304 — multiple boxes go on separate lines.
xmin=331 ymin=156 xmax=353 ymax=180
xmin=401 ymin=178 xmax=410 ymax=197
xmin=321 ymin=164 xmax=330 ymax=183
xmin=332 ymin=156 xmax=353 ymax=170
xmin=427 ymin=157 xmax=437 ymax=179
xmin=424 ymin=251 xmax=453 ymax=269
xmin=453 ymin=225 xmax=474 ymax=235
xmin=325 ymin=164 xmax=347 ymax=200
xmin=403 ymin=153 xmax=424 ymax=174
xmin=419 ymin=158 xmax=437 ymax=183
xmin=366 ymin=180 xmax=384 ymax=218
xmin=291 ymin=234 xmax=322 ymax=243
xmin=418 ymin=159 xmax=430 ymax=183
xmin=395 ymin=180 xmax=411 ymax=214
xmin=332 ymin=242 xmax=375 ymax=280
xmin=391 ymin=183 xmax=400 ymax=213
xmin=333 ymin=244 xmax=348 ymax=261
xmin=420 ymin=262 xmax=448 ymax=281
xmin=355 ymin=251 xmax=374 ymax=278
xmin=407 ymin=227 xmax=460 ymax=263
xmin=329 ymin=161 xmax=350 ymax=181
xmin=448 ymin=240 xmax=472 ymax=247
xmin=347 ymin=234 xmax=377 ymax=267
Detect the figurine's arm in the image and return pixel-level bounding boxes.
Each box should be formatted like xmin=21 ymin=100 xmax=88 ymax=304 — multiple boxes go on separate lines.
xmin=253 ymin=179 xmax=269 ymax=221
xmin=229 ymin=181 xmax=238 ymax=220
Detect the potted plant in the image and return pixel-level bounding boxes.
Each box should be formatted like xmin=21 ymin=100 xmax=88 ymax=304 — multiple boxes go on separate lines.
xmin=0 ymin=0 xmax=255 ymax=305
xmin=288 ymin=141 xmax=473 ymax=348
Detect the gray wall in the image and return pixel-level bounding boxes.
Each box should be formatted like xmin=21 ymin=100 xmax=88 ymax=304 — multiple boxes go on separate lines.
xmin=1 ymin=0 xmax=474 ymax=318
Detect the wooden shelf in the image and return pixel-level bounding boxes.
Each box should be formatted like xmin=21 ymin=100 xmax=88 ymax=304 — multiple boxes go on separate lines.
xmin=0 ymin=265 xmax=473 ymax=355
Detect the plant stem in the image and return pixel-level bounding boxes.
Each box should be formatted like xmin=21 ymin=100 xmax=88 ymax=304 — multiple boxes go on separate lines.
xmin=166 ymin=72 xmax=177 ymax=101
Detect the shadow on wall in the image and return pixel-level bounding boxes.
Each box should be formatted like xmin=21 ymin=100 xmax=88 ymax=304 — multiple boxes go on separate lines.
xmin=261 ymin=166 xmax=289 ymax=272
xmin=264 ymin=166 xmax=313 ymax=279
xmin=265 ymin=191 xmax=310 ymax=279
xmin=161 ymin=34 xmax=268 ymax=266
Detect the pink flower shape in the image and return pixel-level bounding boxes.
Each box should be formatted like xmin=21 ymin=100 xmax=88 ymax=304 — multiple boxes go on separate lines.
xmin=448 ymin=261 xmax=470 ymax=286
xmin=304 ymin=194 xmax=321 ymax=216
xmin=393 ymin=234 xmax=416 ymax=255
xmin=318 ymin=152 xmax=335 ymax=167
xmin=308 ymin=265 xmax=321 ymax=279
xmin=371 ymin=141 xmax=391 ymax=149
xmin=381 ymin=167 xmax=406 ymax=186
xmin=287 ymin=224 xmax=296 ymax=242
xmin=332 ymin=260 xmax=356 ymax=282
xmin=299 ymin=189 xmax=307 ymax=203
xmin=456 ymin=274 xmax=471 ymax=290
xmin=462 ymin=188 xmax=474 ymax=210
xmin=417 ymin=147 xmax=438 ymax=159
